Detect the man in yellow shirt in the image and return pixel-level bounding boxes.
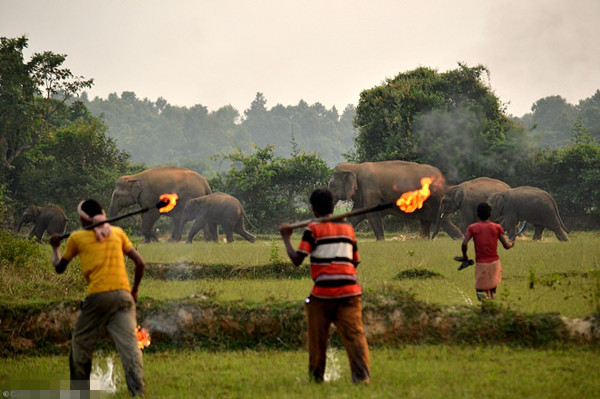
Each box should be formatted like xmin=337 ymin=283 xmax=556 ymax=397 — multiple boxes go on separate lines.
xmin=51 ymin=199 xmax=146 ymax=396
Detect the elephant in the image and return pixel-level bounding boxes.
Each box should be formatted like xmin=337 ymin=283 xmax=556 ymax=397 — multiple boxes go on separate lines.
xmin=487 ymin=186 xmax=569 ymax=241
xmin=178 ymin=192 xmax=256 ymax=244
xmin=432 ymin=177 xmax=511 ymax=238
xmin=16 ymin=205 xmax=68 ymax=242
xmin=109 ymin=166 xmax=214 ymax=242
xmin=328 ymin=161 xmax=463 ymax=240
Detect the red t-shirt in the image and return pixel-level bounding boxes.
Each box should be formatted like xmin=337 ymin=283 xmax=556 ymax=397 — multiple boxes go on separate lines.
xmin=466 ymin=221 xmax=505 ymax=263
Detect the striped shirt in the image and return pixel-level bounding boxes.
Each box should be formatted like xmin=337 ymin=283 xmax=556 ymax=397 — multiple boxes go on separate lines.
xmin=298 ymin=221 xmax=361 ymax=299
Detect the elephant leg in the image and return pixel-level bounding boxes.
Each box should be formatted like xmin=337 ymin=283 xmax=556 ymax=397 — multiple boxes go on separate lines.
xmin=141 ymin=213 xmax=160 ymax=242
xmin=348 ymin=214 xmax=367 ymax=228
xmin=441 ymin=218 xmax=464 ymax=240
xmin=224 ymin=226 xmax=235 ymax=243
xmin=504 ymin=216 xmax=518 ymax=241
xmin=205 ymin=223 xmax=218 ymax=242
xmin=234 ymin=220 xmax=256 ymax=243
xmin=366 ymin=214 xmax=385 ymax=241
xmin=532 ymin=225 xmax=544 ymax=241
xmin=170 ymin=214 xmax=184 ymax=241
xmin=187 ymin=219 xmax=205 ymax=243
xmin=418 ymin=220 xmax=431 ymax=239
xmin=31 ymin=225 xmax=45 ymax=242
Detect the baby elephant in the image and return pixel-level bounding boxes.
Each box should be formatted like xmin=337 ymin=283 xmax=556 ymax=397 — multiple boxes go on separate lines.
xmin=181 ymin=193 xmax=256 ymax=243
xmin=16 ymin=205 xmax=68 ymax=242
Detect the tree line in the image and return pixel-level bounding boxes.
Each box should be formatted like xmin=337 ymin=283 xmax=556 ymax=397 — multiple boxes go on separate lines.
xmin=81 ymin=91 xmax=356 ymax=172
xmin=2 ymin=36 xmax=599 ymax=236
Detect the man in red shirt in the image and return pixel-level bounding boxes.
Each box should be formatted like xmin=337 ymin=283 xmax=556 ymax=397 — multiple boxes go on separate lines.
xmin=279 ymin=188 xmax=370 ymax=384
xmin=461 ymin=202 xmax=514 ymax=301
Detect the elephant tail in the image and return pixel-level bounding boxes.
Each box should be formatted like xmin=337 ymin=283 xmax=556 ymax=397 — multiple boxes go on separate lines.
xmin=552 ymin=200 xmax=570 ymax=234
xmin=242 ymin=210 xmax=258 ymax=231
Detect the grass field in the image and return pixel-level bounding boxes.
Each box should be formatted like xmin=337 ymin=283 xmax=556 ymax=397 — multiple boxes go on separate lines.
xmin=1 ymin=346 xmax=599 ymax=398
xmin=1 ymin=229 xmax=599 ymax=397
xmin=135 ymin=231 xmax=600 ymax=317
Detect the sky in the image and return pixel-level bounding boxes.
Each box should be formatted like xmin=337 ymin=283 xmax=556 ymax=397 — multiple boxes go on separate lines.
xmin=1 ymin=0 xmax=599 ymax=117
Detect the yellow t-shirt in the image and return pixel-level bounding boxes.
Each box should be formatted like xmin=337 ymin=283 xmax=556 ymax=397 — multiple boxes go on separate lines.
xmin=63 ymin=226 xmax=134 ymax=295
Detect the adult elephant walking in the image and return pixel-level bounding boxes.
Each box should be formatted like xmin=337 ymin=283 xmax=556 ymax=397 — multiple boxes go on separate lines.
xmin=328 ymin=161 xmax=463 ymax=240
xmin=109 ymin=166 xmax=213 ymax=242
xmin=488 ymin=186 xmax=569 ymax=241
xmin=16 ymin=205 xmax=68 ymax=242
xmin=178 ymin=192 xmax=256 ymax=243
xmin=432 ymin=177 xmax=511 ymax=238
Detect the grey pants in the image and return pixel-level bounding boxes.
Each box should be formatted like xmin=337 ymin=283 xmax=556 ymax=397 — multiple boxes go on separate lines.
xmin=70 ymin=289 xmax=145 ymax=396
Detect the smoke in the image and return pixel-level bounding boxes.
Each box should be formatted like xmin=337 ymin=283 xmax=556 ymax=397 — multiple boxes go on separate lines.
xmin=413 ymin=106 xmax=484 ymax=183
xmin=90 ymin=355 xmax=120 ymax=393
xmin=324 ymin=347 xmax=341 ymax=382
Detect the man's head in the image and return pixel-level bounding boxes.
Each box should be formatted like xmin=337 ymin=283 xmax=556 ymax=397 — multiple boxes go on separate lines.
xmin=80 ymin=199 xmax=104 ymax=218
xmin=78 ymin=199 xmax=105 ymax=226
xmin=477 ymin=202 xmax=492 ymax=221
xmin=310 ymin=188 xmax=334 ymax=217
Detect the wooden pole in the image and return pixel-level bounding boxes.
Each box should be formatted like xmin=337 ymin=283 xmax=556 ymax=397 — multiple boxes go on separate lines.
xmin=287 ymin=202 xmax=394 ymax=230
xmin=58 ymin=199 xmax=168 ymax=240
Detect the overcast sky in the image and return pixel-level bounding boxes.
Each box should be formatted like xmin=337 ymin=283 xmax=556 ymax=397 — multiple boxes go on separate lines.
xmin=2 ymin=0 xmax=599 ymax=117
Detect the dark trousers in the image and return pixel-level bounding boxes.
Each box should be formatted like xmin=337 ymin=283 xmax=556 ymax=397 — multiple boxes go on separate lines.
xmin=70 ymin=290 xmax=145 ymax=396
xmin=304 ymin=295 xmax=370 ymax=383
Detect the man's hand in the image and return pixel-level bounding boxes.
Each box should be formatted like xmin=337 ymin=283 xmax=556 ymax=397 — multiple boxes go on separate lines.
xmin=50 ymin=234 xmax=62 ymax=248
xmin=131 ymin=287 xmax=139 ymax=302
xmin=279 ymin=223 xmax=293 ymax=239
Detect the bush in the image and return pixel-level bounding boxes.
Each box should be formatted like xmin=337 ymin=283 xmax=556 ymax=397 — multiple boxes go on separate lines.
xmin=0 ymin=230 xmax=86 ymax=303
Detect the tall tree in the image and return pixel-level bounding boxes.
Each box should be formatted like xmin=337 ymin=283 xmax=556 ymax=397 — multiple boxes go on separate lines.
xmin=351 ymin=64 xmax=526 ymax=183
xmin=210 ymin=144 xmax=331 ymax=231
xmin=14 ymin=118 xmax=131 ymax=214
xmin=0 ymin=36 xmax=93 ymax=173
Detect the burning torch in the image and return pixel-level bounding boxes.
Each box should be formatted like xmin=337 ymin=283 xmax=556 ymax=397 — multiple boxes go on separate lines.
xmin=58 ymin=193 xmax=179 ymax=240
xmin=287 ymin=177 xmax=434 ymax=230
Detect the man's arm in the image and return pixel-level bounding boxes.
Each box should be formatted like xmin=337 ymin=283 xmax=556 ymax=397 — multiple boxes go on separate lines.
xmin=125 ymin=248 xmax=146 ymax=302
xmin=279 ymin=223 xmax=307 ymax=267
xmin=499 ymin=233 xmax=515 ymax=250
xmin=50 ymin=234 xmax=69 ymax=274
xmin=461 ymin=236 xmax=472 ymax=260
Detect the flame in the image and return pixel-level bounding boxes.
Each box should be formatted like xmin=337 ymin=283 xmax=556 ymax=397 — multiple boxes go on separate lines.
xmin=396 ymin=177 xmax=433 ymax=213
xmin=136 ymin=325 xmax=151 ymax=349
xmin=158 ymin=193 xmax=178 ymax=213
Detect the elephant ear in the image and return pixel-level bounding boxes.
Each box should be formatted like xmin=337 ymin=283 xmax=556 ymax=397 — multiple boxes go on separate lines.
xmin=128 ymin=179 xmax=143 ymax=203
xmin=343 ymin=171 xmax=358 ymax=199
xmin=29 ymin=205 xmax=40 ymax=219
xmin=490 ymin=193 xmax=505 ymax=214
xmin=452 ymin=187 xmax=464 ymax=208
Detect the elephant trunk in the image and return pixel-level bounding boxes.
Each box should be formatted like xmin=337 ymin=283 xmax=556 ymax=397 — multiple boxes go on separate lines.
xmin=109 ymin=201 xmax=122 ymax=218
xmin=16 ymin=218 xmax=24 ymax=234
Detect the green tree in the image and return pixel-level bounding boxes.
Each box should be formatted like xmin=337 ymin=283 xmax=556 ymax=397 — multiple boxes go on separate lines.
xmin=521 ymin=95 xmax=577 ymax=148
xmin=0 ymin=36 xmax=93 ymax=173
xmin=511 ymin=120 xmax=600 ymax=229
xmin=210 ymin=144 xmax=331 ymax=232
xmin=14 ymin=117 xmax=131 ymax=216
xmin=352 ymin=64 xmax=526 ymax=183
xmin=578 ymin=90 xmax=600 ymax=141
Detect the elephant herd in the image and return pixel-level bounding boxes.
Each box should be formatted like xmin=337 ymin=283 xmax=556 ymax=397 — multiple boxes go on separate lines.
xmin=16 ymin=162 xmax=570 ymax=243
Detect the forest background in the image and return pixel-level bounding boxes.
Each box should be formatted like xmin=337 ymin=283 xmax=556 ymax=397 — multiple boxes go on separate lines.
xmin=2 ymin=36 xmax=600 ymax=234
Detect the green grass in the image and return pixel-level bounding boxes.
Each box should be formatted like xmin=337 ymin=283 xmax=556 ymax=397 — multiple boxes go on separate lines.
xmin=2 ymin=231 xmax=600 ymax=397
xmin=129 ymin=231 xmax=600 ymax=318
xmin=1 ymin=346 xmax=599 ymax=398
xmin=2 ymin=231 xmax=599 ymax=318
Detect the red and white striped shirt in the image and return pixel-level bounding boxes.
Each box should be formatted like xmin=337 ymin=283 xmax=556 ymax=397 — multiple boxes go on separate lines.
xmin=298 ymin=221 xmax=362 ymax=299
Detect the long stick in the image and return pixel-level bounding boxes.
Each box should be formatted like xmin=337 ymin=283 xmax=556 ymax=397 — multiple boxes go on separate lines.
xmin=58 ymin=200 xmax=167 ymax=240
xmin=287 ymin=202 xmax=394 ymax=230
